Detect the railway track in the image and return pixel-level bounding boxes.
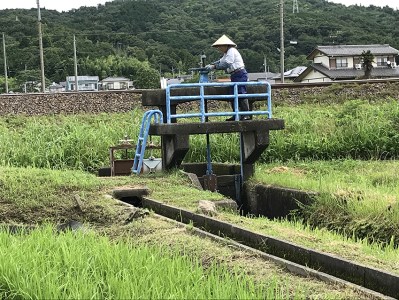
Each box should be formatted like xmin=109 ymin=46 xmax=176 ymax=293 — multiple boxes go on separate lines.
xmin=138 ymin=77 xmax=399 ymax=92
xmin=270 ymin=77 xmax=399 ymax=89
xmin=115 ymin=193 xmax=399 ymax=299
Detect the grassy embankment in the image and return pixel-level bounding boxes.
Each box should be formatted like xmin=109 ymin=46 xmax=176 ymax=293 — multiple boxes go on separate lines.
xmin=0 ymin=97 xmax=398 ymax=274
xmin=1 ymin=99 xmax=399 ymax=245
xmin=0 ymin=167 xmax=365 ymax=299
xmin=254 ymin=99 xmax=399 ymax=247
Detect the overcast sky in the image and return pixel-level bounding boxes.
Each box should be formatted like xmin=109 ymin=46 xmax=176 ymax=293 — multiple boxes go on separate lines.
xmin=0 ymin=0 xmax=397 ymax=12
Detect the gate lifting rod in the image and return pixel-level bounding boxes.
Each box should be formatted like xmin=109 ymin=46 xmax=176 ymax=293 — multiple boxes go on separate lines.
xmin=189 ymin=61 xmax=217 ymax=191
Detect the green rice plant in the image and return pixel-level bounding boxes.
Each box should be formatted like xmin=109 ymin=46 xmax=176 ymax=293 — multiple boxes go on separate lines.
xmin=0 ymin=226 xmax=297 ymax=299
xmin=254 ymin=159 xmax=399 ymax=246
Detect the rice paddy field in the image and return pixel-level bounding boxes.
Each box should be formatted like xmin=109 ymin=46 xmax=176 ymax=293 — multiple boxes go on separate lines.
xmin=0 ymin=226 xmax=292 ymax=299
xmin=0 ymin=96 xmax=399 ymax=298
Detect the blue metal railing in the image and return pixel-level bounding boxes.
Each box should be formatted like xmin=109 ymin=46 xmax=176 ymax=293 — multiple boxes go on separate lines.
xmin=166 ymin=81 xmax=272 ymax=123
xmin=132 ymin=110 xmax=163 ymax=175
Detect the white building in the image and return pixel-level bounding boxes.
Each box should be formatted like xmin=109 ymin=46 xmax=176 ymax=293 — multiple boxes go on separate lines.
xmin=66 ymin=76 xmax=99 ymax=91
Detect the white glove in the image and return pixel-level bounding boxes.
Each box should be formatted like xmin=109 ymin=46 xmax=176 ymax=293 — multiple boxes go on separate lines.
xmin=205 ymin=64 xmax=215 ymax=70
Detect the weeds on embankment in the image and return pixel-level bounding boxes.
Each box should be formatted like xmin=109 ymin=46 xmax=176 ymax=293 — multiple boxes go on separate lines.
xmin=0 ymin=164 xmax=397 ymax=286
xmin=254 ymin=160 xmax=399 ymax=248
xmin=263 ymin=99 xmax=399 ymax=162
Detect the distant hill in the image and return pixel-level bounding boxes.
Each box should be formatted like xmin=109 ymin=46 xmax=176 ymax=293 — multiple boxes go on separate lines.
xmin=0 ymin=0 xmax=398 ymax=90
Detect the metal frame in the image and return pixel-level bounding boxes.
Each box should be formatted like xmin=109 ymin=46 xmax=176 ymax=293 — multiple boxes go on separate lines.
xmin=165 ymin=81 xmax=272 ymax=123
xmin=109 ymin=144 xmax=135 ymax=176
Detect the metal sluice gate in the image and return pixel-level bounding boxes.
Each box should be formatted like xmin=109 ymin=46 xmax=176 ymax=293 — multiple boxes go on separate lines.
xmin=131 ymin=78 xmax=279 ymax=202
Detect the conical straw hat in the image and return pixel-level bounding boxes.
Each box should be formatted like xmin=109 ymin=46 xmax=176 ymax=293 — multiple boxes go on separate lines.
xmin=212 ymin=35 xmax=237 ymax=47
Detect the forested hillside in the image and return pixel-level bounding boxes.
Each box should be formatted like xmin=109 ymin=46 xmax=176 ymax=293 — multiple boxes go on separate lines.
xmin=0 ymin=0 xmax=398 ymax=91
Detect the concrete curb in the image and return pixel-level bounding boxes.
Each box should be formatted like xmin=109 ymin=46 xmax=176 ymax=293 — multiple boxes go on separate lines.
xmin=152 ymin=214 xmax=393 ymax=300
xmin=142 ymin=197 xmax=399 ymax=299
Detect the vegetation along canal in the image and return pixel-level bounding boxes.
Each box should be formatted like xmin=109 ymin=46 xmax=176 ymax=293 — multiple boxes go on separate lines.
xmin=1 ymin=80 xmax=399 ymax=298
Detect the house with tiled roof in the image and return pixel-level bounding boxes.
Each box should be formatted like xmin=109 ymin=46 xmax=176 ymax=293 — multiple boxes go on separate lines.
xmin=274 ymin=66 xmax=306 ymax=83
xmin=295 ymin=44 xmax=399 ymax=83
xmin=247 ymin=72 xmax=278 ymax=83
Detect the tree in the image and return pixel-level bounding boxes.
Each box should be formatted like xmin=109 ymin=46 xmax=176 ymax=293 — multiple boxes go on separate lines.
xmin=15 ymin=69 xmax=50 ymax=92
xmin=361 ymin=50 xmax=374 ymax=79
xmin=80 ymin=55 xmax=160 ymax=89
xmin=0 ymin=76 xmax=18 ymax=93
xmin=1 ymin=0 xmax=399 ymax=84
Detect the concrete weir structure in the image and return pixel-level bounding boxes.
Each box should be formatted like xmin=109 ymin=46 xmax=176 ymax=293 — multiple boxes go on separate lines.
xmin=141 ymin=85 xmax=285 ymax=209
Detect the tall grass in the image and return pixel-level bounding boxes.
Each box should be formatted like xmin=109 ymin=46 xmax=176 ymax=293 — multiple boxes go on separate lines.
xmin=222 ymin=212 xmax=399 ymax=274
xmin=1 ymin=100 xmax=399 ymax=170
xmin=0 ymin=111 xmax=142 ymax=172
xmin=0 ymin=226 xmax=296 ymax=299
xmin=264 ymin=99 xmax=399 ymax=162
xmin=254 ymin=159 xmax=399 ymax=246
xmin=185 ymin=99 xmax=399 ymax=163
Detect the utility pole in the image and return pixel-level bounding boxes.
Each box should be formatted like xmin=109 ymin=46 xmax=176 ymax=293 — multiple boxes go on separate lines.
xmin=2 ymin=33 xmax=8 ymax=94
xmin=293 ymin=0 xmax=299 ymax=13
xmin=73 ymin=35 xmax=78 ymax=92
xmin=37 ymin=0 xmax=45 ymax=92
xmin=263 ymin=56 xmax=267 ymax=73
xmin=263 ymin=55 xmax=267 ymax=80
xmin=280 ymin=0 xmax=285 ymax=83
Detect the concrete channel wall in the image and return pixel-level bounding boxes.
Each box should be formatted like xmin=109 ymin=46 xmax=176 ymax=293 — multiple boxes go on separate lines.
xmin=181 ymin=163 xmax=316 ymax=218
xmin=139 ymin=197 xmax=399 ymax=298
xmin=244 ymin=183 xmax=317 ymax=218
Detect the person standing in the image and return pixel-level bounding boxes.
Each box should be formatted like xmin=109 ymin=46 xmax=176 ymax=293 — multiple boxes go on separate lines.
xmin=206 ymin=34 xmax=251 ymax=121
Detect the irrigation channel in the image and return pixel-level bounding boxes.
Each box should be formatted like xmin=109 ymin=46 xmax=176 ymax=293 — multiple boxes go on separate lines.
xmin=111 ymin=187 xmax=399 ymax=299
xmin=122 ymin=79 xmax=399 ymax=298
